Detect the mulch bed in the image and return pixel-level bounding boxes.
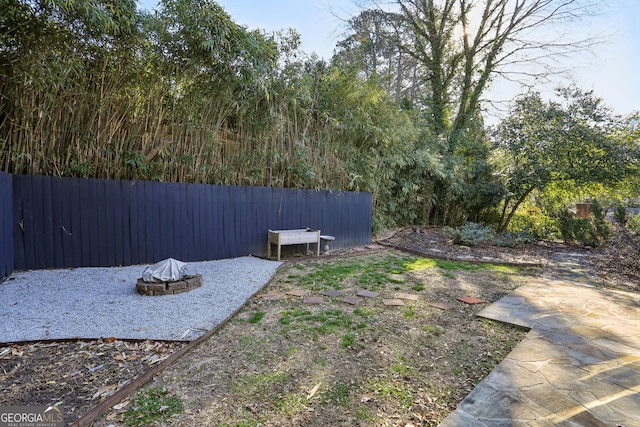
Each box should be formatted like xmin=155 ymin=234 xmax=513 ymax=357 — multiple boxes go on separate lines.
xmin=378 ymin=227 xmax=567 ymax=266
xmin=0 ymin=339 xmax=186 ymax=425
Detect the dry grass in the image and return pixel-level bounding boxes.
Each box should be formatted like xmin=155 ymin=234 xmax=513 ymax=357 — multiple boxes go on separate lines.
xmin=96 ymin=250 xmax=536 ymax=426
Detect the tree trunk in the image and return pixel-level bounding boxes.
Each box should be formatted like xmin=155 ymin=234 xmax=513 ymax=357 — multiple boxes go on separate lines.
xmin=497 ymin=187 xmax=535 ymax=233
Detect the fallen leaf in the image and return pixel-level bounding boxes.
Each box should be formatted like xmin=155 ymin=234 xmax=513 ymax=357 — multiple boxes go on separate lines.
xmin=92 ymin=384 xmax=117 ymax=400
xmin=113 ymin=400 xmax=130 ymax=411
xmin=361 ymin=392 xmax=374 ymax=403
xmin=307 ymin=383 xmax=321 ymax=400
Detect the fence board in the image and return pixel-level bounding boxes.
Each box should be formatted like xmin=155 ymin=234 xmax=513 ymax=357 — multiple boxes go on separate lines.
xmin=221 ymin=186 xmax=235 ymax=259
xmin=68 ymin=178 xmax=83 ymax=267
xmin=50 ymin=177 xmax=65 ymax=268
xmin=11 ymin=176 xmax=24 ymax=270
xmin=120 ymin=181 xmax=132 ymax=266
xmin=103 ymin=180 xmax=116 ymax=267
xmin=0 ymin=172 xmax=13 ymax=279
xmin=113 ymin=181 xmax=125 ymax=267
xmin=128 ymin=181 xmax=140 ymax=265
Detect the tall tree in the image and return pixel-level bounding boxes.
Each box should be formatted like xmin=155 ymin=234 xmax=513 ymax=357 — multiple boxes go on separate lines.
xmin=333 ymin=9 xmax=422 ymax=103
xmin=492 ymin=88 xmax=639 ymax=232
xmin=391 ymin=0 xmax=602 ymax=150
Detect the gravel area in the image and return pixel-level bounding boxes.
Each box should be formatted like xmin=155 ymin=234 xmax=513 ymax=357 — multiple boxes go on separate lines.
xmin=0 ymin=257 xmax=282 ymax=343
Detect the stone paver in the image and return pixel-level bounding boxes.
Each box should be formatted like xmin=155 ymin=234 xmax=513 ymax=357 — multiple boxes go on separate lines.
xmin=382 ymin=298 xmax=406 ymax=306
xmin=429 ymin=302 xmax=456 ymax=310
xmin=457 ymin=296 xmax=487 ymax=305
xmin=439 ymin=251 xmax=640 ymax=427
xmin=357 ymin=290 xmax=380 ymax=298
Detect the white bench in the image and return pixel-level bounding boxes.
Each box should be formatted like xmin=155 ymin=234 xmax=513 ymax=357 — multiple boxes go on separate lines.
xmin=268 ymin=229 xmax=321 ymax=261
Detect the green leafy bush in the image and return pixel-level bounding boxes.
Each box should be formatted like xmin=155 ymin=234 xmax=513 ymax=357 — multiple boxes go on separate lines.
xmin=443 ymin=222 xmax=495 ymax=246
xmin=493 ymin=231 xmax=535 ymax=248
xmin=557 ymin=208 xmax=575 ymax=243
xmin=507 ymin=212 xmax=559 ymax=240
xmin=629 ymin=213 xmax=640 ymax=232
xmin=613 ymin=204 xmax=629 ymax=227
xmin=556 ymin=201 xmax=611 ymax=246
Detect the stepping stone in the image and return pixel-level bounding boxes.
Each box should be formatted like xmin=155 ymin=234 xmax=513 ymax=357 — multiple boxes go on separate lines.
xmin=260 ymin=293 xmax=284 ymax=301
xmin=339 ymin=296 xmax=364 ymax=305
xmin=321 ymin=290 xmax=345 ymax=297
xmin=353 ymin=247 xmax=368 ymax=252
xmin=383 ymin=299 xmax=405 ymax=306
xmin=365 ymin=244 xmax=385 ymax=250
xmin=457 ymin=296 xmax=487 ymax=305
xmin=286 ymin=289 xmax=309 ymax=297
xmin=357 ymin=290 xmax=380 ymax=298
xmin=429 ymin=302 xmax=456 ymax=310
xmin=395 ymin=293 xmax=420 ymax=301
xmin=303 ymin=296 xmax=324 ymax=304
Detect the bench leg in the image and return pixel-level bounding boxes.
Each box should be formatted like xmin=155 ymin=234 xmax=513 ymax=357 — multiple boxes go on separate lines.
xmin=268 ymin=242 xmax=271 ymax=259
xmin=277 ymin=244 xmax=281 ymax=261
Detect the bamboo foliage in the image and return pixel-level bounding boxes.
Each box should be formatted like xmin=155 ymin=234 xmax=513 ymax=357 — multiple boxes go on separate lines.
xmin=0 ymin=0 xmax=461 ymax=230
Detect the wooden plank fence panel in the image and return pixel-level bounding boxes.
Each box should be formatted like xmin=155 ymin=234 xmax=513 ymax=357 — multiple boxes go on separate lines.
xmin=39 ymin=176 xmax=55 ymax=269
xmin=113 ymin=181 xmax=125 ymax=267
xmin=120 ymin=181 xmax=132 ymax=266
xmin=221 ymin=186 xmax=230 ymax=258
xmin=19 ymin=176 xmax=36 ymax=270
xmin=0 ymin=172 xmax=13 ymax=279
xmin=68 ymin=178 xmax=83 ymax=267
xmin=250 ymin=186 xmax=264 ymax=256
xmin=103 ymin=180 xmax=117 ymax=267
xmin=200 ymin=184 xmax=213 ymax=260
xmin=50 ymin=177 xmax=65 ymax=268
xmin=128 ymin=181 xmax=140 ymax=265
xmin=7 ymin=175 xmax=372 ymax=271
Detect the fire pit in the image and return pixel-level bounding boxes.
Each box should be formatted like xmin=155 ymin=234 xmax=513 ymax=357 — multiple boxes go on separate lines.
xmin=136 ymin=274 xmax=203 ymax=296
xmin=135 ymin=258 xmax=203 ymax=296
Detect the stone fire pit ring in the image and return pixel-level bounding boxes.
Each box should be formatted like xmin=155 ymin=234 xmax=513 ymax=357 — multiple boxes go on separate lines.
xmin=136 ymin=274 xmax=203 ymax=296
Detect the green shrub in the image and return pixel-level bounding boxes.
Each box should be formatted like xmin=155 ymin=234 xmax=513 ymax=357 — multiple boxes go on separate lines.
xmin=507 ymin=212 xmax=558 ymax=240
xmin=493 ymin=231 xmax=535 ymax=247
xmin=443 ymin=222 xmax=495 ymax=246
xmin=556 ymin=201 xmax=611 ymax=246
xmin=557 ymin=208 xmax=575 ymax=243
xmin=629 ymin=213 xmax=640 ymax=232
xmin=613 ymin=204 xmax=629 ymax=227
xmin=590 ymin=199 xmax=612 ymax=242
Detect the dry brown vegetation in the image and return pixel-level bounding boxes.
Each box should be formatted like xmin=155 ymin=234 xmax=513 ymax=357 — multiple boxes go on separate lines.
xmin=94 ymin=250 xmax=534 ymax=426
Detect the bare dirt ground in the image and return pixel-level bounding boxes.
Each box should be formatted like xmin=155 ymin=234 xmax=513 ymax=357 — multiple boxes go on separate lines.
xmin=1 ymin=227 xmax=638 ymax=426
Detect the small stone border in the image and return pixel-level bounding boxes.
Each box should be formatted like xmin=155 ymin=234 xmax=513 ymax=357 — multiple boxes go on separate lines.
xmin=135 ymin=274 xmax=203 ymax=296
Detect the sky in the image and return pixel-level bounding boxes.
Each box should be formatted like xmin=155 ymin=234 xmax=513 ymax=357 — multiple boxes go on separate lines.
xmin=138 ymin=0 xmax=640 ymax=118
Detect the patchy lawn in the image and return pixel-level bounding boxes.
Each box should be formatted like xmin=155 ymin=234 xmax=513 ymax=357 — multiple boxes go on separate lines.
xmin=97 ymin=250 xmax=536 ymax=426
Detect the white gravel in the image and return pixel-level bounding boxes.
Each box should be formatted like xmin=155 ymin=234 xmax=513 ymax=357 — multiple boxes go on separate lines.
xmin=0 ymin=257 xmax=282 ymax=343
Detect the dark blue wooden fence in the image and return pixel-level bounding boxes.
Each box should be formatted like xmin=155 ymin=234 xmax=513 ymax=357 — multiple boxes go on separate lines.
xmin=5 ymin=175 xmax=372 ymax=274
xmin=0 ymin=172 xmax=13 ymax=279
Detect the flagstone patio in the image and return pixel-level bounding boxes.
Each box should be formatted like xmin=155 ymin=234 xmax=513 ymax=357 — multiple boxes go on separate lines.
xmin=439 ymin=252 xmax=640 ymax=426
